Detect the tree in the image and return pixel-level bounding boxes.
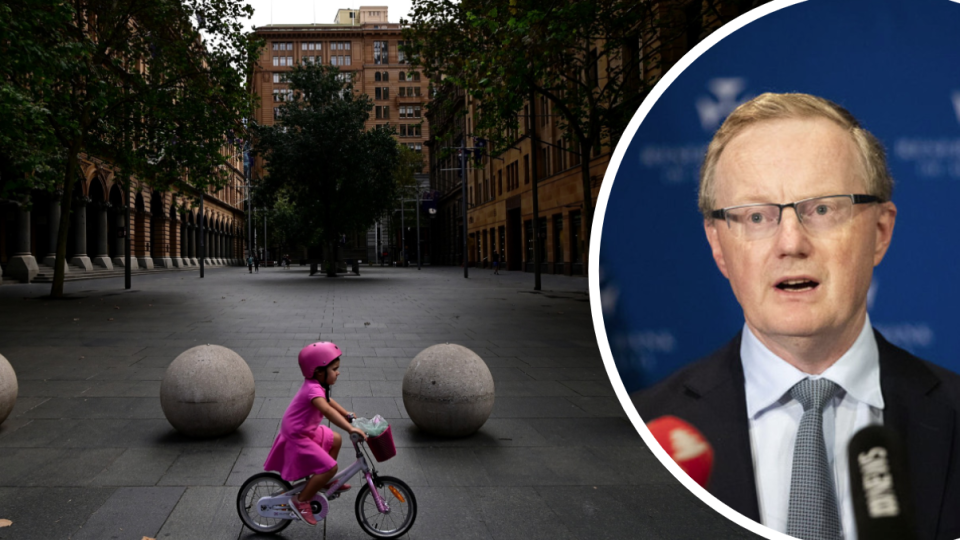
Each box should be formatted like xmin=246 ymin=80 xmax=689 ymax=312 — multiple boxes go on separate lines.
xmin=0 ymin=0 xmax=259 ymax=296
xmin=253 ymin=63 xmax=400 ymax=277
xmin=404 ymin=0 xmax=764 ymax=274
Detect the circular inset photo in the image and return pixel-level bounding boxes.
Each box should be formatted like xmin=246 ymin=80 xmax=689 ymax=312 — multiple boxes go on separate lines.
xmin=590 ymin=1 xmax=960 ymax=539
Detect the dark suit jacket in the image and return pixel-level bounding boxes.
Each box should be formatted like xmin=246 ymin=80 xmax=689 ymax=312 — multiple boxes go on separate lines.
xmin=631 ymin=330 xmax=960 ymax=540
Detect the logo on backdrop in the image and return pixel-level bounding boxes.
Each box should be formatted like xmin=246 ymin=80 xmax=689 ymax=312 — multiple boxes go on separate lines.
xmin=639 ymin=78 xmax=752 ymax=185
xmin=696 ymin=78 xmax=752 ymax=132
xmin=892 ymin=91 xmax=960 ymax=180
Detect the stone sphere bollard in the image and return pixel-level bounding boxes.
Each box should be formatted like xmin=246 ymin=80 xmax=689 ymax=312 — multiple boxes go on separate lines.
xmin=0 ymin=354 xmax=17 ymax=426
xmin=402 ymin=344 xmax=495 ymax=437
xmin=160 ymin=344 xmax=255 ymax=438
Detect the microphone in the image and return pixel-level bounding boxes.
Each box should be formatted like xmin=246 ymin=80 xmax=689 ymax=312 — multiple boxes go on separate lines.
xmin=646 ymin=416 xmax=714 ymax=488
xmin=847 ymin=425 xmax=917 ymax=540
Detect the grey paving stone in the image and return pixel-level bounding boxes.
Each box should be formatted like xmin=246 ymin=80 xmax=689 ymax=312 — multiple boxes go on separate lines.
xmin=72 ymin=486 xmax=185 ymax=540
xmin=475 ymin=486 xmax=577 ymax=539
xmin=0 ymin=418 xmax=73 ymax=448
xmin=489 ymin=397 xmax=592 ymax=418
xmin=0 ymin=266 xmax=764 ymax=540
xmin=156 ymin=486 xmax=244 ymax=540
xmin=0 ymin=487 xmax=114 ymax=540
xmin=158 ymin=448 xmax=241 ymax=486
xmin=351 ymin=397 xmax=402 ymax=420
xmin=226 ymin=446 xmax=271 ymax=487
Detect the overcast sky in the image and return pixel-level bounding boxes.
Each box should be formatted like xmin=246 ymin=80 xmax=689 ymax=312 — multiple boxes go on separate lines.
xmin=243 ymin=0 xmax=417 ymax=29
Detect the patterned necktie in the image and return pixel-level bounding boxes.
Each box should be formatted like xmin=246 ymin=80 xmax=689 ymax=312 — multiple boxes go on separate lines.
xmin=787 ymin=378 xmax=843 ymax=540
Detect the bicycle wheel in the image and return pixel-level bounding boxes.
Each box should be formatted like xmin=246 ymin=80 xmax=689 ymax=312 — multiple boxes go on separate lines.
xmin=355 ymin=476 xmax=418 ymax=539
xmin=237 ymin=472 xmax=293 ymax=534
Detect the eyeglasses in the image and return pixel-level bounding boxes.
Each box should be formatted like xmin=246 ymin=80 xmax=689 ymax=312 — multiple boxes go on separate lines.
xmin=710 ymin=194 xmax=881 ymax=240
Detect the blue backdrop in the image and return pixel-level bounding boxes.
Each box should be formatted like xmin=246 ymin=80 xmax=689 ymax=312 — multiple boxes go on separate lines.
xmin=600 ymin=0 xmax=960 ymax=393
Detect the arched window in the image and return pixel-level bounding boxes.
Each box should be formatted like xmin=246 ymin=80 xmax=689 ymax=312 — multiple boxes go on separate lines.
xmin=374 ymin=72 xmax=382 ymax=82
xmin=382 ymin=71 xmax=389 ymax=81
xmin=398 ymin=71 xmax=405 ymax=81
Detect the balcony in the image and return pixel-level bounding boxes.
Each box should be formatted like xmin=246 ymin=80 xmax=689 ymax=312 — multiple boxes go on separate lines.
xmin=396 ymin=94 xmax=423 ymax=104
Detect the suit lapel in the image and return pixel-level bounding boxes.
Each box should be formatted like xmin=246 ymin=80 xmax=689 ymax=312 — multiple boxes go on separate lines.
xmin=876 ymin=331 xmax=955 ymax=540
xmin=679 ymin=334 xmax=761 ymax=521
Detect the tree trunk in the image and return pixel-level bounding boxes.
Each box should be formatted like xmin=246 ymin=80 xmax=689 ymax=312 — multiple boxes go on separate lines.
xmin=529 ymin=90 xmax=542 ymax=291
xmin=51 ymin=140 xmax=82 ymax=298
xmin=579 ymin=142 xmax=593 ymax=276
xmin=325 ymin=236 xmax=337 ymax=277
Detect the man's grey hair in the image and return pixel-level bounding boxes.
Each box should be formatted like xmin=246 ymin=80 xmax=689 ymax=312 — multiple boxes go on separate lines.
xmin=698 ymin=92 xmax=894 ymax=217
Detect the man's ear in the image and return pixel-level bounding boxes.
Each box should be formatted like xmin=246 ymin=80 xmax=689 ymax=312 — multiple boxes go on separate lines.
xmin=705 ymin=219 xmax=730 ymax=279
xmin=873 ymin=201 xmax=897 ymax=266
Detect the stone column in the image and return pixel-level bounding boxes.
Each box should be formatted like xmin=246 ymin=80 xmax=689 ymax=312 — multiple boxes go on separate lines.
xmin=70 ymin=200 xmax=93 ymax=271
xmin=215 ymin=231 xmax=223 ymax=264
xmin=171 ymin=219 xmax=183 ymax=267
xmin=154 ymin=216 xmax=173 ymax=268
xmin=202 ymin=227 xmax=212 ymax=266
xmin=179 ymin=221 xmax=189 ymax=266
xmin=43 ymin=197 xmax=69 ymax=273
xmin=137 ymin=212 xmax=154 ymax=269
xmin=6 ymin=204 xmax=39 ymax=283
xmin=92 ymin=202 xmax=113 ymax=269
xmin=112 ymin=209 xmax=137 ymax=269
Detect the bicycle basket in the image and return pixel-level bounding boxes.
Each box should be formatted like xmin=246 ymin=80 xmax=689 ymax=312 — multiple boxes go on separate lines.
xmin=366 ymin=424 xmax=396 ymax=462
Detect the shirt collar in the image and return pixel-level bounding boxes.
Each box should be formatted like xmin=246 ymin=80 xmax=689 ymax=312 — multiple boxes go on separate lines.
xmin=741 ymin=314 xmax=883 ymax=419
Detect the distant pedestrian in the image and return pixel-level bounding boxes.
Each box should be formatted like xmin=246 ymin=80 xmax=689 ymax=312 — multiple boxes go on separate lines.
xmin=254 ymin=256 xmax=260 ymax=273
xmin=492 ymin=250 xmax=500 ymax=275
xmin=247 ymin=256 xmax=253 ymax=273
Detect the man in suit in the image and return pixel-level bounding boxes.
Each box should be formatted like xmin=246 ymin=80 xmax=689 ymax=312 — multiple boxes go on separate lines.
xmin=631 ymin=93 xmax=960 ymax=540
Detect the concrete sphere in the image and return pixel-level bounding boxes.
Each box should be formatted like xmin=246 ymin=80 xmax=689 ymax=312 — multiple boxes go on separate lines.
xmin=0 ymin=354 xmax=17 ymax=426
xmin=160 ymin=344 xmax=255 ymax=438
xmin=402 ymin=344 xmax=495 ymax=437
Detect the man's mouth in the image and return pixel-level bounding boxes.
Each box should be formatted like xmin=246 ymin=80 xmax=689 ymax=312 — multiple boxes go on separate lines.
xmin=776 ymin=279 xmax=819 ymax=292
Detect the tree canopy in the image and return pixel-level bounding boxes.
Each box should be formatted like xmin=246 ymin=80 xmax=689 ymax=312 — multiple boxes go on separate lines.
xmin=403 ymin=0 xmax=760 ymax=271
xmin=0 ymin=0 xmax=260 ymax=295
xmin=253 ymin=63 xmax=401 ymax=276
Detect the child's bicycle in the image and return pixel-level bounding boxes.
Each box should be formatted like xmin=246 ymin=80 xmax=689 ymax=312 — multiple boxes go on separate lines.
xmin=237 ymin=420 xmax=417 ymax=538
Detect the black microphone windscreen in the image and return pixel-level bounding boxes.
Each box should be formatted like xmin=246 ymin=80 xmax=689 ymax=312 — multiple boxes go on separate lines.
xmin=847 ymin=425 xmax=917 ymax=540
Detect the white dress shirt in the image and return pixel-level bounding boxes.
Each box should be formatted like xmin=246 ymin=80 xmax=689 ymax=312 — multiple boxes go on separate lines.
xmin=742 ymin=315 xmax=884 ymax=540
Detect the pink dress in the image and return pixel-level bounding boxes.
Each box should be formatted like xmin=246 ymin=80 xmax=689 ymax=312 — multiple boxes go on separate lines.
xmin=264 ymin=380 xmax=337 ymax=481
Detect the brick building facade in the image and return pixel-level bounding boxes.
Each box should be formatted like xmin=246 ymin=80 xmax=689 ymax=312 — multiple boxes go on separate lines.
xmin=248 ymin=7 xmax=431 ymax=263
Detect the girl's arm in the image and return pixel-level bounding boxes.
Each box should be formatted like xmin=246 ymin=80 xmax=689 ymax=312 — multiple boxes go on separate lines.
xmin=312 ymin=397 xmax=366 ymax=439
xmin=327 ymin=398 xmax=352 ymax=419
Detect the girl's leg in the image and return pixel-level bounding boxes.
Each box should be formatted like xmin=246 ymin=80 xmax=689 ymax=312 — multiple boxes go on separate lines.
xmin=329 ymin=432 xmax=342 ymax=460
xmin=298 ymin=466 xmax=338 ymax=502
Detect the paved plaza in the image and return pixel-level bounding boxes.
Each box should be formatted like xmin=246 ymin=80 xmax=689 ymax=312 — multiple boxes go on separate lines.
xmin=0 ymin=265 xmax=759 ymax=540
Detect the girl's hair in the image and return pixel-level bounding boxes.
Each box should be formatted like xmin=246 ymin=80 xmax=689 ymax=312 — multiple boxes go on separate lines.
xmin=315 ymin=360 xmax=338 ymax=403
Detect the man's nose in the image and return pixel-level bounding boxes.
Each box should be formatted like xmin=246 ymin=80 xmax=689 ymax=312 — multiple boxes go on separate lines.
xmin=774 ymin=206 xmax=812 ymax=255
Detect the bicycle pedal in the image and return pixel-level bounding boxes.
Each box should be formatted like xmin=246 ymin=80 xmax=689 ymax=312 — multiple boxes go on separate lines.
xmin=327 ymin=492 xmax=341 ymax=501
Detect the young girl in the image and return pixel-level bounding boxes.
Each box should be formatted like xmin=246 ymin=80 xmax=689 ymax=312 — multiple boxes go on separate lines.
xmin=263 ymin=342 xmax=367 ymax=525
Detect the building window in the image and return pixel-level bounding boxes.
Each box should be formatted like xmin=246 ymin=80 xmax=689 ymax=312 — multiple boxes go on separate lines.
xmin=398 ymin=87 xmax=421 ymax=97
xmin=301 ymin=42 xmax=321 ymax=50
xmin=375 ymin=72 xmax=381 ymax=82
xmin=524 ymin=154 xmax=529 ymax=184
xmin=273 ymin=107 xmax=280 ymax=119
xmin=399 ymin=124 xmax=421 ymax=137
xmin=375 ymin=87 xmax=390 ymax=100
xmin=498 ymin=169 xmax=502 ymax=196
xmin=374 ymin=41 xmax=388 ymax=64
xmin=398 ymin=40 xmax=410 ymax=63
xmin=375 ymin=105 xmax=390 ymax=119
xmin=553 ymin=214 xmax=564 ymax=265
xmin=273 ymin=73 xmax=280 ymax=83
xmin=272 ymin=42 xmax=293 ymax=51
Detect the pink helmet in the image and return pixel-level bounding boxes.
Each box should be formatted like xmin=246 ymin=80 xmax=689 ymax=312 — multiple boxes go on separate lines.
xmin=298 ymin=342 xmax=342 ymax=378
